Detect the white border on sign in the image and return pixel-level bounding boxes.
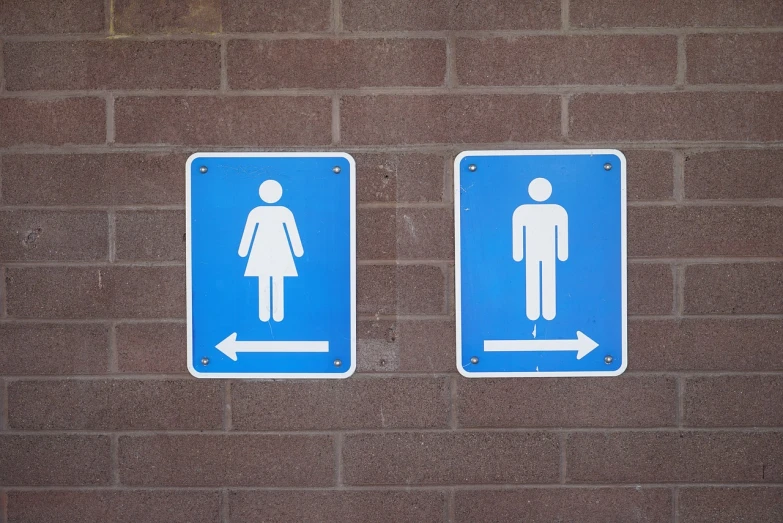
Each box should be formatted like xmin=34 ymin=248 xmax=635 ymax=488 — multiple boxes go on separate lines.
xmin=186 ymin=152 xmax=357 ymax=379
xmin=454 ymin=149 xmax=628 ymax=378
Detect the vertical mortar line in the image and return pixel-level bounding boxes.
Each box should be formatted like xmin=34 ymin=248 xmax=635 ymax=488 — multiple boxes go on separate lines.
xmin=332 ymin=0 xmax=342 ymax=33
xmin=560 ymin=95 xmax=570 ymax=141
xmin=677 ymin=377 xmax=685 ymax=429
xmin=0 ymin=490 xmax=7 ymax=523
xmin=442 ymin=152 xmax=452 ymax=204
xmin=445 ymin=35 xmax=457 ymax=88
xmin=220 ymin=39 xmax=228 ymax=92
xmin=561 ymin=0 xmax=570 ymax=31
xmin=676 ymin=35 xmax=687 ymax=86
xmin=559 ymin=432 xmax=567 ymax=484
xmin=108 ymin=0 xmax=115 ymax=35
xmin=223 ymin=380 xmax=232 ymax=431
xmin=334 ymin=432 xmax=344 ymax=487
xmin=331 ymin=96 xmax=341 ymax=145
xmin=0 ymin=266 xmax=7 ymax=318
xmin=0 ymin=38 xmax=5 ymax=93
xmin=221 ymin=489 xmax=230 ymax=523
xmin=446 ymin=488 xmax=455 ymax=523
xmin=673 ymin=264 xmax=686 ymax=318
xmin=672 ymin=486 xmax=680 ymax=523
xmin=449 ymin=375 xmax=458 ymax=429
xmin=108 ymin=322 xmax=118 ymax=373
xmin=106 ymin=94 xmax=115 ymax=145
xmin=103 ymin=0 xmax=111 ymax=34
xmin=673 ymin=150 xmax=685 ymax=202
xmin=108 ymin=209 xmax=116 ymax=262
xmin=0 ymin=378 xmax=7 ymax=431
xmin=110 ymin=434 xmax=120 ymax=485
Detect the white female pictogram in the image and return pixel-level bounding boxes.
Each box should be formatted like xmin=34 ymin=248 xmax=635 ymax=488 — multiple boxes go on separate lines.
xmin=239 ymin=180 xmax=304 ymax=322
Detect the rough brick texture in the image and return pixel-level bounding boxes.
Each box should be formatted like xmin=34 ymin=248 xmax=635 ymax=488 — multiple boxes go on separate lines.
xmin=2 ymin=1 xmax=782 ymax=521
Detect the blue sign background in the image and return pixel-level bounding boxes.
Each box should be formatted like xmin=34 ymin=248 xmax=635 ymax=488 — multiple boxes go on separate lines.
xmin=456 ymin=151 xmax=626 ymax=376
xmin=188 ymin=154 xmax=354 ymax=377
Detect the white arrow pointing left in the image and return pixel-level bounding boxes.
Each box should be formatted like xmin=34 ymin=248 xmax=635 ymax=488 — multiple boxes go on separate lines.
xmin=216 ymin=333 xmax=329 ymax=361
xmin=484 ymin=331 xmax=599 ymax=360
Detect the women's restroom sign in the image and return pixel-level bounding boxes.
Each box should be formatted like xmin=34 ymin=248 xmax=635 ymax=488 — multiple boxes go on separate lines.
xmin=455 ymin=150 xmax=627 ymax=378
xmin=186 ymin=153 xmax=356 ymax=378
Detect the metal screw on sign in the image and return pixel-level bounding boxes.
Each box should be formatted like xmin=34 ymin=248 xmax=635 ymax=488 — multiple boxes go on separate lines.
xmin=199 ymin=166 xmax=208 ymax=174
xmin=604 ymin=355 xmax=613 ymax=364
xmin=468 ymin=164 xmax=477 ymax=172
xmin=470 ymin=356 xmax=479 ymax=364
xmin=603 ymin=163 xmax=612 ymax=171
xmin=201 ymin=357 xmax=210 ymax=365
xmin=333 ymin=359 xmax=342 ymax=367
xmin=332 ymin=166 xmax=341 ymax=174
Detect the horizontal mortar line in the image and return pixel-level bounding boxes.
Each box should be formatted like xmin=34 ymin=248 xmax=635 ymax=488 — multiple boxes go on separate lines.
xmin=3 ymin=142 xmax=783 ymax=155
xmin=357 ymin=202 xmax=450 ymax=209
xmin=3 ymin=428 xmax=782 ymax=436
xmin=1 ymin=372 xmax=457 ymax=381
xmin=629 ymin=314 xmax=783 ymax=320
xmin=629 ymin=199 xmax=783 ymax=207
xmin=2 ymin=483 xmax=780 ymax=493
xmin=628 ymin=257 xmax=783 ymax=264
xmin=357 ymin=314 xmax=452 ymax=321
xmin=4 ymin=26 xmax=783 ymax=42
xmin=357 ymin=260 xmax=452 ymax=266
xmin=0 ymin=205 xmax=185 ymax=211
xmin=2 ymin=261 xmax=185 ymax=268
xmin=624 ymin=371 xmax=783 ymax=377
xmin=0 ymin=318 xmax=184 ymax=325
xmin=5 ymin=84 xmax=783 ymax=98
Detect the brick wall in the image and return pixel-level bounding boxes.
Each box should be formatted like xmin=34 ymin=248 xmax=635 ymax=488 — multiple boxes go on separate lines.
xmin=1 ymin=0 xmax=782 ymax=521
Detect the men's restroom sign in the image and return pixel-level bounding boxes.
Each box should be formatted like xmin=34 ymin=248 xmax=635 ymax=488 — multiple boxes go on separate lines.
xmin=455 ymin=150 xmax=627 ymax=377
xmin=187 ymin=153 xmax=355 ymax=378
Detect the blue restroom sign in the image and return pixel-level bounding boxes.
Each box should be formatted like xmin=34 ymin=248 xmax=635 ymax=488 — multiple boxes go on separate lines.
xmin=187 ymin=153 xmax=355 ymax=378
xmin=454 ymin=150 xmax=627 ymax=377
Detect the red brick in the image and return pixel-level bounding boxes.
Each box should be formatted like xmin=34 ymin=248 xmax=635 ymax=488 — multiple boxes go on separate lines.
xmin=629 ymin=319 xmax=783 ymax=371
xmin=357 ymin=265 xmax=446 ymax=315
xmin=0 ymin=98 xmax=105 ymax=147
xmin=683 ymin=376 xmax=783 ymax=427
xmin=341 ymin=95 xmax=560 ymax=145
xmin=342 ymin=0 xmax=560 ymax=30
xmin=358 ymin=208 xmax=453 ymax=260
xmin=228 ymin=39 xmax=445 ymax=89
xmin=685 ymin=150 xmax=783 ymax=200
xmin=628 ymin=263 xmax=673 ymax=315
xmin=232 ymin=377 xmax=449 ymax=431
xmin=5 ymin=266 xmax=185 ymax=319
xmin=7 ymin=380 xmax=222 ymax=430
xmin=566 ymin=431 xmax=783 ymax=483
xmin=684 ymin=263 xmax=783 ymax=314
xmin=457 ymin=36 xmax=676 ymax=86
xmin=0 ymin=0 xmax=104 ymax=35
xmin=357 ymin=319 xmax=455 ymax=372
xmin=628 ymin=206 xmax=783 ymax=257
xmin=230 ymin=490 xmax=445 ymax=523
xmin=118 ymin=435 xmax=334 ymax=486
xmin=455 ymin=488 xmax=672 ymax=523
xmin=116 ymin=322 xmax=187 ymax=373
xmin=457 ymin=376 xmax=676 ymax=428
xmin=625 ymin=150 xmax=674 ymax=201
xmin=570 ymin=92 xmax=783 ymax=142
xmin=0 ymin=211 xmax=108 ymax=262
xmin=0 ymin=435 xmax=110 ymax=486
xmin=679 ymin=487 xmax=783 ymax=523
xmin=0 ymin=323 xmax=108 ymax=375
xmin=115 ymin=211 xmax=185 ymax=262
xmin=115 ymin=96 xmax=331 ymax=146
xmin=570 ymin=0 xmax=783 ymax=28
xmin=688 ymin=34 xmax=783 ymax=85
xmin=344 ymin=431 xmax=560 ymax=485
xmin=4 ymin=41 xmax=220 ymax=91
xmin=114 ymin=0 xmax=220 ymax=34
xmin=223 ymin=0 xmax=331 ymax=32
xmin=1 ymin=153 xmax=187 ymax=206
xmin=354 ymin=153 xmax=445 ymax=203
xmin=7 ymin=491 xmax=222 ymax=523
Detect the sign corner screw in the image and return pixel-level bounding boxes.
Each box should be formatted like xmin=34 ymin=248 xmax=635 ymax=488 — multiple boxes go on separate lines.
xmin=199 ymin=166 xmax=208 ymax=174
xmin=332 ymin=166 xmax=341 ymax=174
xmin=603 ymin=163 xmax=612 ymax=171
xmin=470 ymin=356 xmax=479 ymax=364
xmin=604 ymin=355 xmax=613 ymax=364
xmin=201 ymin=357 xmax=209 ymax=365
xmin=333 ymin=359 xmax=342 ymax=367
xmin=468 ymin=164 xmax=477 ymax=172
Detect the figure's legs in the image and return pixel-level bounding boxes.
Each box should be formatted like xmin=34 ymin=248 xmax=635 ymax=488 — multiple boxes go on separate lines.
xmin=272 ymin=276 xmax=284 ymax=322
xmin=525 ymin=259 xmax=541 ymax=321
xmin=259 ymin=277 xmax=271 ymax=322
xmin=541 ymin=257 xmax=556 ymax=320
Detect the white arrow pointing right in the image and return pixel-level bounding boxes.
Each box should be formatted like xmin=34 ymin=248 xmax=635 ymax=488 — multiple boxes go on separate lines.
xmin=484 ymin=331 xmax=599 ymax=360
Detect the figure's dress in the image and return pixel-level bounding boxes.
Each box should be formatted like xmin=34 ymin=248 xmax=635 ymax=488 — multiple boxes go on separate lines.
xmin=243 ymin=207 xmax=298 ymax=277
